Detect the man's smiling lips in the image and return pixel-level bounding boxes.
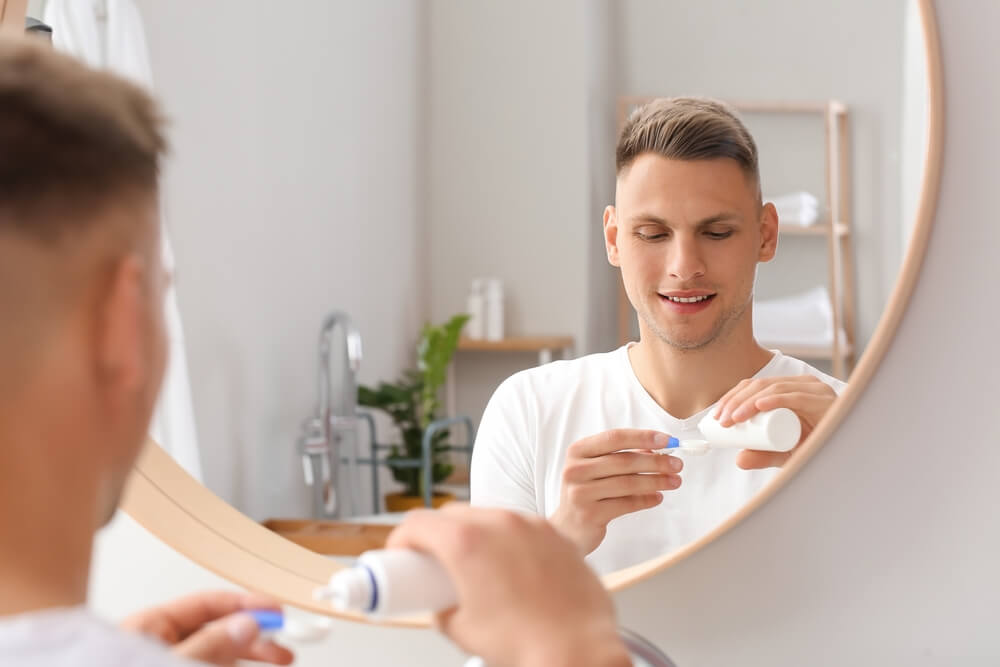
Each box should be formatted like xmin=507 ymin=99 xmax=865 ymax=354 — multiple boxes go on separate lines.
xmin=658 ymin=290 xmax=716 ymax=313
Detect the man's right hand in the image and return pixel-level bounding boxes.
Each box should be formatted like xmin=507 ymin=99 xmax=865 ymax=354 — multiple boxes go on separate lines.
xmin=387 ymin=505 xmax=631 ymax=667
xmin=550 ymin=429 xmax=683 ymax=554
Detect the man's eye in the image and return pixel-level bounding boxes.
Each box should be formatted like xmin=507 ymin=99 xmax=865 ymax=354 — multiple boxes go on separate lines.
xmin=704 ymin=230 xmax=733 ymax=240
xmin=635 ymin=231 xmax=667 ymax=241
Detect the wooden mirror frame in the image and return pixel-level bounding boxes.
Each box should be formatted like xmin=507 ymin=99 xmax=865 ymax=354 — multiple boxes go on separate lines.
xmin=0 ymin=0 xmax=943 ymax=628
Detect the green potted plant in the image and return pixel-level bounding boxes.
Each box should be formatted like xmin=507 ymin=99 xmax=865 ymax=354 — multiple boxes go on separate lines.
xmin=358 ymin=314 xmax=469 ymax=512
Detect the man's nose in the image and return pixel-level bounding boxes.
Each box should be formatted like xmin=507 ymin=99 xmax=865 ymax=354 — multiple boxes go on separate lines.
xmin=666 ymin=235 xmax=707 ymax=282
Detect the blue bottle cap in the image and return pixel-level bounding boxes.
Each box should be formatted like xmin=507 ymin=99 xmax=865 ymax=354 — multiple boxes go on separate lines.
xmin=248 ymin=609 xmax=285 ymax=631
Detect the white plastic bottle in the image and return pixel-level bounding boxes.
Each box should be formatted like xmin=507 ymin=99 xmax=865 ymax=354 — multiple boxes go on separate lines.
xmin=465 ymin=279 xmax=486 ymax=339
xmin=485 ymin=278 xmax=504 ymax=341
xmin=697 ymin=407 xmax=801 ymax=452
xmin=317 ymin=549 xmax=456 ymax=618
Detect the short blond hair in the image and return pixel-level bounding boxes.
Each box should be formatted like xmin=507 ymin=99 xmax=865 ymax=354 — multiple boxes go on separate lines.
xmin=616 ymin=97 xmax=759 ymax=195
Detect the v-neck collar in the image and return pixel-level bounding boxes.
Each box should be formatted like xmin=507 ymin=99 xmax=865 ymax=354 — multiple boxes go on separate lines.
xmin=616 ymin=343 xmax=782 ymax=428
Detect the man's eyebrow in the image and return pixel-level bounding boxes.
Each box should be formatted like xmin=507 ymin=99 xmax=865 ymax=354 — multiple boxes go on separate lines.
xmin=695 ymin=212 xmax=742 ymax=227
xmin=627 ymin=212 xmax=742 ymax=226
xmin=628 ymin=213 xmax=669 ymax=225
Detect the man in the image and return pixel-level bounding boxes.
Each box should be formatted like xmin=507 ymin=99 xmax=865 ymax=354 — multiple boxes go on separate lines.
xmin=0 ymin=38 xmax=631 ymax=667
xmin=471 ymin=97 xmax=845 ymax=574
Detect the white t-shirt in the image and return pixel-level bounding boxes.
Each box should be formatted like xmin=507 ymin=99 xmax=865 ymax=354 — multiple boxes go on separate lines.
xmin=0 ymin=606 xmax=199 ymax=667
xmin=470 ymin=345 xmax=846 ymax=574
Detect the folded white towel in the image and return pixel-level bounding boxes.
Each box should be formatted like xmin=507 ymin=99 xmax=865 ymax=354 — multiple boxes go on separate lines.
xmin=768 ymin=191 xmax=819 ymax=210
xmin=766 ymin=191 xmax=822 ymax=226
xmin=754 ymin=286 xmax=834 ymax=347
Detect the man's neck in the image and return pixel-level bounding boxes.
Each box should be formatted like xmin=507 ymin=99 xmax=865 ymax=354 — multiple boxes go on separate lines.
xmin=0 ymin=430 xmax=97 ymax=617
xmin=628 ymin=323 xmax=773 ymax=419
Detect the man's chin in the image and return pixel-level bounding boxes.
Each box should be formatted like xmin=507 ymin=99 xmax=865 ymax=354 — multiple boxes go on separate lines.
xmin=644 ymin=318 xmax=718 ymax=350
xmin=665 ymin=335 xmax=716 ymax=351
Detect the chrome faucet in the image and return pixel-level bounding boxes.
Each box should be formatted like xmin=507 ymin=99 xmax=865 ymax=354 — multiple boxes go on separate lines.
xmin=299 ymin=311 xmax=363 ymax=519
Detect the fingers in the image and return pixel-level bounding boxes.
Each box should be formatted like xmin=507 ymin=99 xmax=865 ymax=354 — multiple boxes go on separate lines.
xmin=562 ymin=449 xmax=683 ymax=483
xmin=120 ymin=591 xmax=245 ymax=642
xmin=556 ymin=493 xmax=665 ymax=536
xmin=596 ymin=493 xmax=665 ymax=521
xmin=553 ymin=431 xmax=685 ymax=554
xmin=569 ymin=429 xmax=672 ymax=458
xmin=162 ymin=592 xmax=282 ymax=639
xmin=386 ymin=508 xmax=447 ymax=552
xmin=736 ymin=448 xmax=793 ymax=470
xmin=566 ymin=473 xmax=681 ymax=504
xmin=173 ymin=613 xmax=293 ymax=666
xmin=241 ymin=638 xmax=295 ymax=665
xmin=754 ymin=390 xmax=835 ymax=430
xmin=387 ymin=504 xmax=510 ymax=567
xmin=715 ymin=376 xmax=829 ymax=426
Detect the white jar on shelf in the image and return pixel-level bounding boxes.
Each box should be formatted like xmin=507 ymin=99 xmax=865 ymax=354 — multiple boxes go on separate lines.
xmin=465 ymin=279 xmax=486 ymax=339
xmin=485 ymin=278 xmax=504 ymax=341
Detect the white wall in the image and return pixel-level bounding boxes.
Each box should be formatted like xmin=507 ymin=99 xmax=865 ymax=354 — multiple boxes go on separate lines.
xmin=133 ymin=0 xmax=427 ymax=519
xmin=426 ymin=0 xmax=594 ymax=423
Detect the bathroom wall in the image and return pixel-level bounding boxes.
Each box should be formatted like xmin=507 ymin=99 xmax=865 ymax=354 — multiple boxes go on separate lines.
xmin=424 ymin=0 xmax=595 ymax=432
xmin=132 ymin=0 xmax=427 ymax=519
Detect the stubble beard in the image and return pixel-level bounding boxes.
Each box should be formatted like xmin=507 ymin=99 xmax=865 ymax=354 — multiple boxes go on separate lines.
xmin=639 ymin=290 xmax=753 ymax=352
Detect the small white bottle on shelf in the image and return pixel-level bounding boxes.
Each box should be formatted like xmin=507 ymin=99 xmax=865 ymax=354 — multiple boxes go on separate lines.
xmin=485 ymin=278 xmax=504 ymax=341
xmin=465 ymin=279 xmax=486 ymax=340
xmin=316 ymin=549 xmax=457 ymax=618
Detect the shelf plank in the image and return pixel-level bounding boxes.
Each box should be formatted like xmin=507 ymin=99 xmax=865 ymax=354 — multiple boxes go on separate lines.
xmin=458 ymin=336 xmax=574 ymax=352
xmin=261 ymin=519 xmax=393 ymax=556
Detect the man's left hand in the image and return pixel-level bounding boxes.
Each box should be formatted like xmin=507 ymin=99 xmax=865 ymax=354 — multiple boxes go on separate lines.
xmin=119 ymin=591 xmax=294 ymax=666
xmin=712 ymin=375 xmax=838 ymax=469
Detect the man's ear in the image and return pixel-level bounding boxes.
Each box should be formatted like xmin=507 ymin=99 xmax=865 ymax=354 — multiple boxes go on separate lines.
xmin=758 ymin=202 xmax=779 ymax=263
xmin=604 ymin=205 xmax=621 ymax=267
xmin=96 ymin=255 xmax=148 ymax=396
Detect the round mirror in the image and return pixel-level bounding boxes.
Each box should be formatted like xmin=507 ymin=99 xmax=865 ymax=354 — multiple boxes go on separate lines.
xmin=51 ymin=0 xmax=942 ymax=621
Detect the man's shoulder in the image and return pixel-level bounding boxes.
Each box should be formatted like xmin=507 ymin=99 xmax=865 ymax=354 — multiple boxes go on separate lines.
xmin=763 ymin=352 xmax=848 ymax=393
xmin=0 ymin=608 xmax=197 ymax=667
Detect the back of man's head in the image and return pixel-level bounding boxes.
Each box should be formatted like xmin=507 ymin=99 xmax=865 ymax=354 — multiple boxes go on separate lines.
xmin=0 ymin=37 xmax=169 ymax=512
xmin=616 ymin=97 xmax=761 ymax=200
xmin=0 ymin=37 xmax=164 ymax=242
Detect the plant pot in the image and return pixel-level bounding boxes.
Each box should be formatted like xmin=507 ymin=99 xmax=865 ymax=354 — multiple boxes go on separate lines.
xmin=383 ymin=491 xmax=456 ymax=512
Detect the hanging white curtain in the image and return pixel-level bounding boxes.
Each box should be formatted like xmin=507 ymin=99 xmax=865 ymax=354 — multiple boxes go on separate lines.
xmin=43 ymin=0 xmax=203 ymax=481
